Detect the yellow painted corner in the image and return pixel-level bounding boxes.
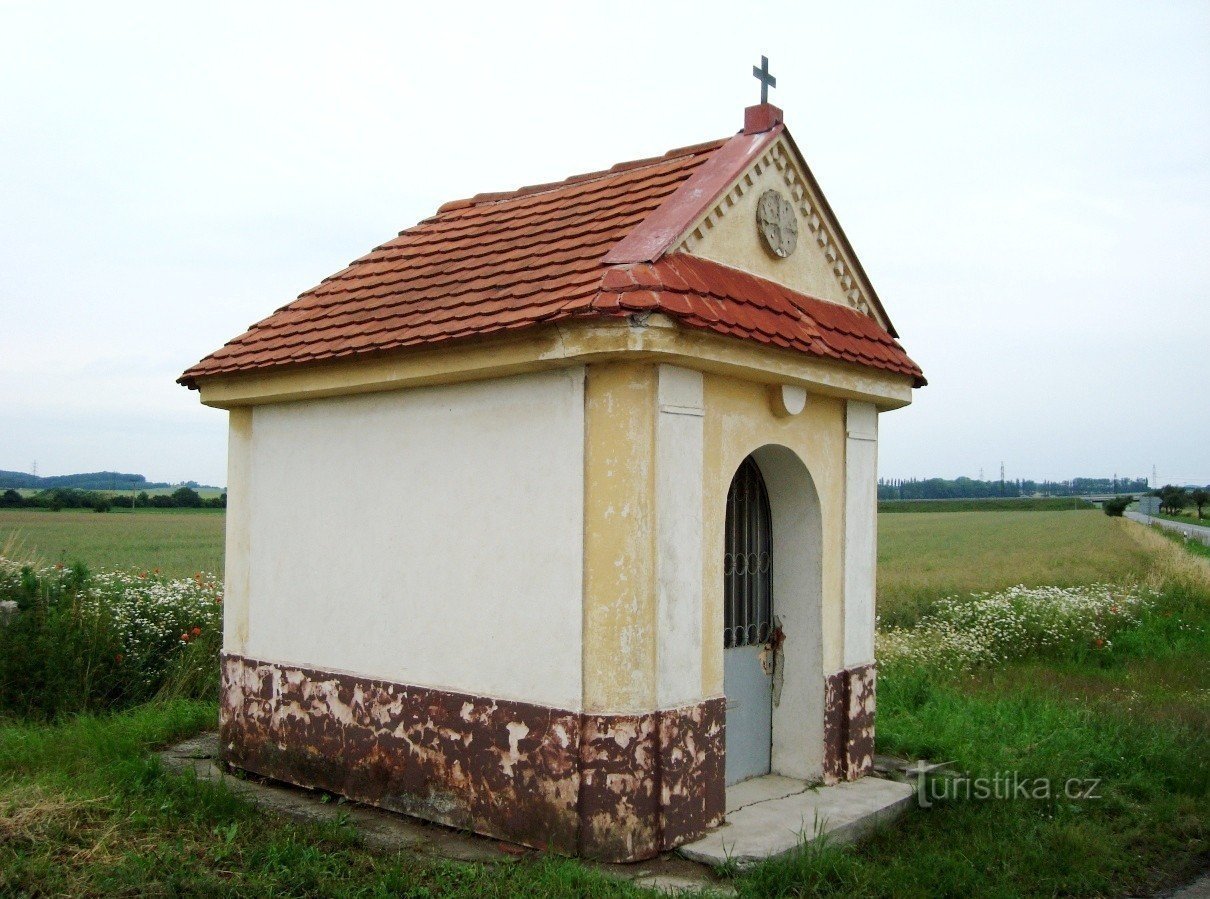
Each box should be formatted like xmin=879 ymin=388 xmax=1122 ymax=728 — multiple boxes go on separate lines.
xmin=581 ymin=362 xmax=658 ymax=714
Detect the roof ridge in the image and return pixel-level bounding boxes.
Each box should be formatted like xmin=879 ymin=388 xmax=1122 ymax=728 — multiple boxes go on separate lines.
xmin=434 ymin=136 xmax=728 ymax=214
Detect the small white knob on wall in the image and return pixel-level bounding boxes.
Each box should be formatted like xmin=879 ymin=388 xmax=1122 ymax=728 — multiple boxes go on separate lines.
xmin=770 ymin=384 xmax=807 ymax=417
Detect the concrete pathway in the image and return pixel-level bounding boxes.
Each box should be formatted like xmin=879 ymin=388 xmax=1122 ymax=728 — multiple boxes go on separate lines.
xmin=1126 ymin=510 xmax=1210 ymax=546
xmin=679 ymin=774 xmax=914 ymax=867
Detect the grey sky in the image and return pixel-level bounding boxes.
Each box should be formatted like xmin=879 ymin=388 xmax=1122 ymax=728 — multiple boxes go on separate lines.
xmin=1 ymin=1 xmax=1206 ymax=488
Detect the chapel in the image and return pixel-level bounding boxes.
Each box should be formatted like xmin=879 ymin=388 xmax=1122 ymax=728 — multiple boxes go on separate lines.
xmin=180 ymin=93 xmax=925 ymax=862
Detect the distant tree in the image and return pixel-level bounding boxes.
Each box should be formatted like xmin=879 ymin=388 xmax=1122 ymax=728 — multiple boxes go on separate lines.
xmin=0 ymin=489 xmax=22 ymax=508
xmin=1103 ymin=496 xmax=1132 ymax=517
xmin=150 ymin=494 xmax=174 ymax=508
xmin=134 ymin=491 xmax=149 ymax=508
xmin=1159 ymin=486 xmax=1189 ymax=515
xmin=1191 ymin=489 xmax=1209 ymax=521
xmin=170 ymin=487 xmax=202 ymax=508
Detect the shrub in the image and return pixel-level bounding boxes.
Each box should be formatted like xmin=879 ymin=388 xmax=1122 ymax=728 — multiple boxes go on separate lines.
xmin=0 ymin=558 xmax=222 ymax=718
xmin=1103 ymin=496 xmax=1132 ymax=517
xmin=170 ymin=487 xmax=202 ymax=508
xmin=877 ymin=583 xmax=1154 ymax=674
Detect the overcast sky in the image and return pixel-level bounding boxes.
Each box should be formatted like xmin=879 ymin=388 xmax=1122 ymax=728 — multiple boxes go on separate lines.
xmin=1 ymin=1 xmax=1206 ymax=488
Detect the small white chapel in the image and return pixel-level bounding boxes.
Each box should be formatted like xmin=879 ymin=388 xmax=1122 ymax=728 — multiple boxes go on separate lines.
xmin=180 ymin=70 xmax=925 ymax=862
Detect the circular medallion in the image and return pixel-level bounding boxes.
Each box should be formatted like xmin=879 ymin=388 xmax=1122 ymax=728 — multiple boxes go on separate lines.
xmin=756 ymin=189 xmax=798 ymax=258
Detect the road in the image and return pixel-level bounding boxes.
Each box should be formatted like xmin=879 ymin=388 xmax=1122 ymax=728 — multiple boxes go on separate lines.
xmin=1125 ymin=510 xmax=1210 ymax=547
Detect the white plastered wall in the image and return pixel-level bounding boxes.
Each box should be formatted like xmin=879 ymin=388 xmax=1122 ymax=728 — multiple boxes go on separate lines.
xmin=842 ymin=401 xmax=878 ymax=668
xmin=226 ymin=367 xmax=586 ymax=711
xmin=752 ymin=444 xmax=825 ymax=780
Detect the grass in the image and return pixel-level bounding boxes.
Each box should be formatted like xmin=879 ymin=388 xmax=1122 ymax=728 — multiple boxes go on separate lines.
xmin=1157 ymin=511 xmax=1209 ymax=528
xmin=0 ymin=509 xmax=1206 ymax=895
xmin=1151 ymin=522 xmax=1210 ymax=562
xmin=0 ymin=702 xmax=639 ymax=897
xmin=741 ymin=528 xmax=1207 ymax=897
xmin=879 ymin=497 xmax=1093 ymax=513
xmin=876 ymin=510 xmax=1153 ymax=626
xmin=0 ymin=509 xmax=224 ymax=578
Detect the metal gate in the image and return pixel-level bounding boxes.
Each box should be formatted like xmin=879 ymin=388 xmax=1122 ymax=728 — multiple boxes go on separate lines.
xmin=723 ymin=456 xmax=774 ymax=785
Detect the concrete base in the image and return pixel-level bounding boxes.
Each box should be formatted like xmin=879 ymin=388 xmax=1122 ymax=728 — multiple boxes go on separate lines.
xmin=160 ymin=732 xmax=736 ymax=895
xmin=679 ymin=774 xmax=914 ymax=867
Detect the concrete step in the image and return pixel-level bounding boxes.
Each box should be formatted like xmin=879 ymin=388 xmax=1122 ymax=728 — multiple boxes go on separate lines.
xmin=680 ymin=775 xmax=915 ymax=867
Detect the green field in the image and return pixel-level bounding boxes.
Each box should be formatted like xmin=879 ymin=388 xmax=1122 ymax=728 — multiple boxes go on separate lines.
xmin=876 ymin=510 xmax=1154 ymax=626
xmin=0 ymin=508 xmax=225 ymax=577
xmin=1157 ymin=510 xmax=1209 ymax=527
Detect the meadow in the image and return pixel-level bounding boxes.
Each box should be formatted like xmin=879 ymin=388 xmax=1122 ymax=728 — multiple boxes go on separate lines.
xmin=0 ymin=508 xmax=225 ymax=578
xmin=0 ymin=508 xmax=1206 ymax=896
xmin=876 ymin=510 xmax=1155 ymax=626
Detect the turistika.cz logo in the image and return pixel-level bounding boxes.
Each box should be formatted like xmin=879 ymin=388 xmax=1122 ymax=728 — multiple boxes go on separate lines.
xmin=908 ymin=762 xmax=1103 ymax=808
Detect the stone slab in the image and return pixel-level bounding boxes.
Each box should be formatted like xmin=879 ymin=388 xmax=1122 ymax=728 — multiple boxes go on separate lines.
xmin=725 ymin=774 xmax=809 ymax=813
xmin=680 ymin=775 xmax=914 ymax=867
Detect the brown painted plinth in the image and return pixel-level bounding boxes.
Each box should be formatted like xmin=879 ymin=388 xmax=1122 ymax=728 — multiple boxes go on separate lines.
xmin=823 ymin=663 xmax=877 ymax=782
xmin=220 ymin=653 xmax=724 ymax=862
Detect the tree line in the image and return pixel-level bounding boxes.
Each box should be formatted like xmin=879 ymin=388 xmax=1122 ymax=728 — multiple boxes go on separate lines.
xmin=0 ymin=487 xmax=226 ymax=512
xmin=879 ymin=476 xmax=1151 ymax=501
xmin=1153 ymin=485 xmax=1209 ymax=519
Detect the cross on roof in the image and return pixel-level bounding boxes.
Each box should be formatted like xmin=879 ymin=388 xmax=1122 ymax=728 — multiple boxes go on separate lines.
xmin=752 ymin=55 xmax=776 ymax=104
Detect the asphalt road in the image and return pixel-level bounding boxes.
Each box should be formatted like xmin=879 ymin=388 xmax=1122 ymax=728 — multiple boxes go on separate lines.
xmin=1125 ymin=510 xmax=1210 ymax=546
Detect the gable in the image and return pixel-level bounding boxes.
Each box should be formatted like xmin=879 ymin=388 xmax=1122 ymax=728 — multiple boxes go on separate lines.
xmin=667 ymin=132 xmax=890 ymax=332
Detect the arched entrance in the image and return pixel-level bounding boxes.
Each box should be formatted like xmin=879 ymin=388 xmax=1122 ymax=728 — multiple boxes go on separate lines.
xmin=722 ymin=446 xmax=824 ymax=786
xmin=723 ymin=457 xmax=774 ymax=785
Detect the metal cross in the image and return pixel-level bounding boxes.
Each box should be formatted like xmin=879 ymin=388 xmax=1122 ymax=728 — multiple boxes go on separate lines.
xmin=752 ymin=55 xmax=776 ymax=104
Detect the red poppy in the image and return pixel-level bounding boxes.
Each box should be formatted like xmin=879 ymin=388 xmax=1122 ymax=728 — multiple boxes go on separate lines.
xmin=1093 ymin=638 xmax=1105 ymax=648
xmin=191 ymin=626 xmax=202 ymax=637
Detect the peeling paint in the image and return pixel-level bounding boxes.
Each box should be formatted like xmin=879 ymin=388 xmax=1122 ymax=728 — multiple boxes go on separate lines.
xmin=221 ymin=654 xmax=724 ymax=862
xmin=822 ymin=663 xmax=876 ymax=783
xmin=769 ymin=617 xmax=786 ymax=707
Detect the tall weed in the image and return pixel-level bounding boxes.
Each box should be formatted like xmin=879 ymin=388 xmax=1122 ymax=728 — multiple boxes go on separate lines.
xmin=0 ymin=558 xmax=221 ymax=718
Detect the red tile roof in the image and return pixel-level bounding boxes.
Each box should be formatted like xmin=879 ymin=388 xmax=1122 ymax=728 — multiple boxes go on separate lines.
xmin=180 ymin=119 xmax=923 ymax=389
xmin=595 ymin=256 xmax=924 ymax=384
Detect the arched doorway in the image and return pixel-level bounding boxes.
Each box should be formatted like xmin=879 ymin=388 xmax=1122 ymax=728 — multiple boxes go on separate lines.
xmin=719 ymin=445 xmax=824 ymax=788
xmin=723 ymin=456 xmax=774 ymax=785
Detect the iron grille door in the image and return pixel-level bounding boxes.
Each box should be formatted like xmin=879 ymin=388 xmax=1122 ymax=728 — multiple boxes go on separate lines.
xmin=724 ymin=457 xmax=773 ymax=648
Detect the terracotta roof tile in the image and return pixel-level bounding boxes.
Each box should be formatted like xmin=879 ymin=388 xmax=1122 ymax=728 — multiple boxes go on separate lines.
xmin=593 ymin=255 xmax=924 ymax=386
xmin=180 ymin=127 xmax=924 ymax=389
